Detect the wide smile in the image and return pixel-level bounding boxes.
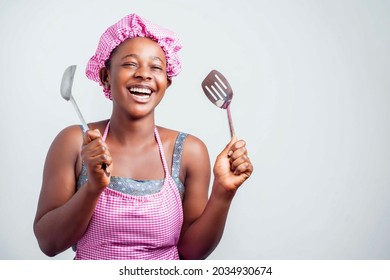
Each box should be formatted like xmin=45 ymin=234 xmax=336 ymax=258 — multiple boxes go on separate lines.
xmin=128 ymin=87 xmax=153 ymax=102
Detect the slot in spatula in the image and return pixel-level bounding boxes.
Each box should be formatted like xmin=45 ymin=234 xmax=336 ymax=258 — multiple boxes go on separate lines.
xmin=201 ymin=70 xmax=235 ymax=137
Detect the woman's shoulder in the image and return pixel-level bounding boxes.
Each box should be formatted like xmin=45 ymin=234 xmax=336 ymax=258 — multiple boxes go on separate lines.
xmin=53 ymin=124 xmax=83 ymax=143
xmin=182 ymin=134 xmax=209 ymax=161
xmin=46 ymin=125 xmax=84 ymax=160
xmin=157 ymin=126 xmax=209 ymax=169
xmin=55 ymin=120 xmax=108 ymax=138
xmin=50 ymin=120 xmax=106 ymax=150
xmin=157 ymin=126 xmax=208 ymax=151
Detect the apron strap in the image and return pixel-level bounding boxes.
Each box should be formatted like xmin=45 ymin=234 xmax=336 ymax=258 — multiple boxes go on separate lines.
xmin=102 ymin=120 xmax=110 ymax=141
xmin=154 ymin=127 xmax=170 ymax=177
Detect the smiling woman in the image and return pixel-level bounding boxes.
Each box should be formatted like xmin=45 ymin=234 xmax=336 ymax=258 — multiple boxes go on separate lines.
xmin=100 ymin=37 xmax=171 ymax=119
xmin=32 ymin=13 xmax=253 ymax=260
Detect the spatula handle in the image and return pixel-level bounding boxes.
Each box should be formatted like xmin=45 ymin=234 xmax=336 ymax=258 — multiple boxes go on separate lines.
xmin=227 ymin=105 xmax=235 ymax=137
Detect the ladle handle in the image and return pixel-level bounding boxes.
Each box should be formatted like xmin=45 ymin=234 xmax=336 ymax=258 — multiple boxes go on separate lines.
xmin=70 ymin=96 xmax=89 ymax=132
xmin=70 ymin=96 xmax=109 ymax=174
xmin=227 ymin=105 xmax=235 ymax=138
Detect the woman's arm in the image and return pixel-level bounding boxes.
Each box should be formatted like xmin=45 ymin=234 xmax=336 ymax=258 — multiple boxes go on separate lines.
xmin=33 ymin=126 xmax=112 ymax=256
xmin=178 ymin=135 xmax=253 ymax=259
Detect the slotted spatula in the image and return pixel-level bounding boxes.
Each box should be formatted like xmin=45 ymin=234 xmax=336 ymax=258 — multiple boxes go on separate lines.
xmin=201 ymin=70 xmax=235 ymax=137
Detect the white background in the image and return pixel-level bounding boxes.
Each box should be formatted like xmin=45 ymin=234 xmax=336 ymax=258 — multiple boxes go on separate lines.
xmin=0 ymin=0 xmax=389 ymax=260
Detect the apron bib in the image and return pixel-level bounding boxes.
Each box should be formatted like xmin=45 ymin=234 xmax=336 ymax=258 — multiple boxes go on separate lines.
xmin=75 ymin=123 xmax=183 ymax=259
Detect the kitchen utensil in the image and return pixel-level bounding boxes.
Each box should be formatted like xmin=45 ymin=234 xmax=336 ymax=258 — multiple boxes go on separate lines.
xmin=201 ymin=69 xmax=235 ymax=137
xmin=60 ymin=65 xmax=109 ymax=173
xmin=60 ymin=65 xmax=89 ymax=131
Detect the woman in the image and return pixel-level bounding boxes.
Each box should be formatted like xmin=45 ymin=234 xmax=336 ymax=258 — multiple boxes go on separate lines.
xmin=33 ymin=13 xmax=253 ymax=260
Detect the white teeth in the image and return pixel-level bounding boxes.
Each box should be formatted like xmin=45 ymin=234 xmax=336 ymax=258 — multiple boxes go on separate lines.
xmin=134 ymin=94 xmax=150 ymax=100
xmin=130 ymin=87 xmax=152 ymax=94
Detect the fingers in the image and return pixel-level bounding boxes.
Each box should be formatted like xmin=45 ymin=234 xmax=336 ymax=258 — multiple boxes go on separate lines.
xmin=84 ymin=138 xmax=108 ymax=158
xmin=219 ymin=135 xmax=237 ymax=158
xmin=227 ymin=139 xmax=247 ymax=161
xmin=82 ymin=129 xmax=112 ymax=172
xmin=83 ymin=129 xmax=103 ymax=145
xmin=231 ymin=157 xmax=253 ymax=176
xmin=85 ymin=152 xmax=112 ymax=170
xmin=227 ymin=139 xmax=253 ymax=177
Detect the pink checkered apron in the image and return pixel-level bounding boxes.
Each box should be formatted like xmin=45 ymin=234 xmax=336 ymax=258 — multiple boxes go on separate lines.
xmin=75 ymin=124 xmax=183 ymax=259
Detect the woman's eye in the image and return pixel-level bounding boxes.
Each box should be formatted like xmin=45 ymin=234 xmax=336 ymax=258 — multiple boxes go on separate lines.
xmin=123 ymin=62 xmax=137 ymax=68
xmin=152 ymin=65 xmax=163 ymax=71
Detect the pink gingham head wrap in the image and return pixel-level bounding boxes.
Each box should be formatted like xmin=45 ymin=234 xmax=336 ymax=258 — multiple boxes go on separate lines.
xmin=86 ymin=13 xmax=182 ymax=100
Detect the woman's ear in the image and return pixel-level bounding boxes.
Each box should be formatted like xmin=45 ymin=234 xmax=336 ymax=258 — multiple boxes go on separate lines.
xmin=167 ymin=77 xmax=172 ymax=88
xmin=99 ymin=67 xmax=110 ymax=90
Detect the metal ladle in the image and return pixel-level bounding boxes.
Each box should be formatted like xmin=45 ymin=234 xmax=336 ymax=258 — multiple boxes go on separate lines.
xmin=60 ymin=65 xmax=108 ymax=173
xmin=60 ymin=65 xmax=89 ymax=131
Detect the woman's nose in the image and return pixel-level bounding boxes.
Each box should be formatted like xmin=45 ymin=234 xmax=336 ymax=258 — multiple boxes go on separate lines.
xmin=134 ymin=66 xmax=152 ymax=80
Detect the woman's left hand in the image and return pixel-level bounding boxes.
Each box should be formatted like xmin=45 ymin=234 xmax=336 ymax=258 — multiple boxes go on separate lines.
xmin=213 ymin=136 xmax=253 ymax=193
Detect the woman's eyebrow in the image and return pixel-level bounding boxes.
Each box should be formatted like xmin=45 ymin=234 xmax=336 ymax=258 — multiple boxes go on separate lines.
xmin=121 ymin=54 xmax=138 ymax=60
xmin=121 ymin=54 xmax=164 ymax=63
xmin=151 ymin=56 xmax=164 ymax=63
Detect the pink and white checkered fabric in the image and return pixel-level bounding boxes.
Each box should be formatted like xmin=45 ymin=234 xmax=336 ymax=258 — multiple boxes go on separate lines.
xmin=75 ymin=125 xmax=184 ymax=260
xmin=86 ymin=13 xmax=182 ymax=100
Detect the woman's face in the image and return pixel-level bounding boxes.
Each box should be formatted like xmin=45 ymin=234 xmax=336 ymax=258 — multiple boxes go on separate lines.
xmin=103 ymin=37 xmax=171 ymax=119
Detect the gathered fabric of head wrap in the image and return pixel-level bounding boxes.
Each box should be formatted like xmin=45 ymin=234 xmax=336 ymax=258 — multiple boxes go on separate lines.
xmin=86 ymin=13 xmax=182 ymax=100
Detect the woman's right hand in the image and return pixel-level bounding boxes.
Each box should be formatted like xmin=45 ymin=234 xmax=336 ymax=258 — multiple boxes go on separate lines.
xmin=81 ymin=129 xmax=113 ymax=192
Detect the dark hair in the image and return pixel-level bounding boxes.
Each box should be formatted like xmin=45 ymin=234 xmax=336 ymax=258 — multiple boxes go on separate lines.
xmin=104 ymin=44 xmax=120 ymax=69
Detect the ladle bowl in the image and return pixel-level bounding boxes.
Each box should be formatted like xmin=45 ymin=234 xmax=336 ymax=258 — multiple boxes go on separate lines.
xmin=60 ymin=65 xmax=89 ymax=131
